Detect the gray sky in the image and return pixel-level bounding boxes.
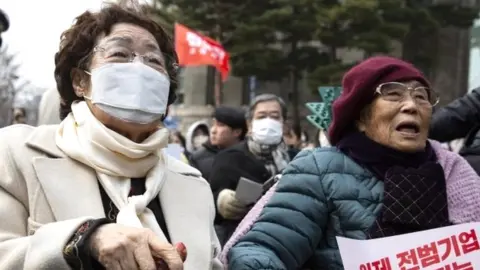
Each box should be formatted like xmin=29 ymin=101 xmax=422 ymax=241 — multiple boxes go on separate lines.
xmin=0 ymin=0 xmax=109 ymax=89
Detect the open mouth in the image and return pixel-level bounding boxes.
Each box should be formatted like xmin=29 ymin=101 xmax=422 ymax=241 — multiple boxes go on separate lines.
xmin=395 ymin=122 xmax=420 ymax=134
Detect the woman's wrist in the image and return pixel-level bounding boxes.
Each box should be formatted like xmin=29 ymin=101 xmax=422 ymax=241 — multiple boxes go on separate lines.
xmin=63 ymin=218 xmax=111 ymax=269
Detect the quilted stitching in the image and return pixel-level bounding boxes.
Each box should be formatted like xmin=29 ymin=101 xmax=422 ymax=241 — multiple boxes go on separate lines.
xmin=384 ymin=174 xmax=449 ymax=224
xmin=229 ymin=148 xmax=384 ymax=270
xmin=227 ymin=142 xmax=480 ymax=270
xmin=369 ymin=162 xmax=450 ymax=238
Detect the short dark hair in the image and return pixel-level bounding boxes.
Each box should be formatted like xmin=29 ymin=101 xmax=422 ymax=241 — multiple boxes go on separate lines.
xmin=247 ymin=94 xmax=287 ymax=120
xmin=285 ymin=121 xmax=301 ymax=138
xmin=213 ymin=106 xmax=247 ymax=140
xmin=54 ymin=1 xmax=178 ymax=120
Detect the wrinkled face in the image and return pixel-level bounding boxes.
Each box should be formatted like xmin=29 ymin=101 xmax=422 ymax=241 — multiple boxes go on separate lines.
xmin=210 ymin=119 xmax=242 ymax=148
xmin=72 ymin=23 xmax=167 ymax=141
xmin=357 ymin=80 xmax=432 ymax=153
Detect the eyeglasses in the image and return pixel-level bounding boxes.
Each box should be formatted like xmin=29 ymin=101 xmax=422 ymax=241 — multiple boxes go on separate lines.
xmin=375 ymin=82 xmax=439 ymax=106
xmin=93 ymin=46 xmax=169 ymax=73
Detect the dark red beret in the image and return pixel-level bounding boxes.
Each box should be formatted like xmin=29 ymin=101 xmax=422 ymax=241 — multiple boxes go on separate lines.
xmin=328 ymin=56 xmax=430 ymax=145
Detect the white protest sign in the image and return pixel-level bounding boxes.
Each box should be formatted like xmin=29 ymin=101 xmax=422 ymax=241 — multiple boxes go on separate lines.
xmin=337 ymin=223 xmax=480 ymax=270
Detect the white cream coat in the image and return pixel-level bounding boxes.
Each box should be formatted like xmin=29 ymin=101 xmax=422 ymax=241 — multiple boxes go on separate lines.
xmin=0 ymin=124 xmax=223 ymax=270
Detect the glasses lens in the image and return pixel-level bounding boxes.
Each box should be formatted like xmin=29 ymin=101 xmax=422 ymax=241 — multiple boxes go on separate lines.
xmin=379 ymin=82 xmax=439 ymax=106
xmin=378 ymin=82 xmax=406 ymax=102
xmin=411 ymin=87 xmax=430 ymax=104
xmin=413 ymin=86 xmax=439 ymax=106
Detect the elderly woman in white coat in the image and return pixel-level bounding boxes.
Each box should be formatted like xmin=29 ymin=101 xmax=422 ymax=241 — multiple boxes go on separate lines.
xmin=0 ymin=2 xmax=222 ymax=270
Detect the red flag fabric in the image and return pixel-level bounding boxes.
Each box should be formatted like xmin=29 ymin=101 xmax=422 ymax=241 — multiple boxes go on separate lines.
xmin=174 ymin=23 xmax=230 ymax=81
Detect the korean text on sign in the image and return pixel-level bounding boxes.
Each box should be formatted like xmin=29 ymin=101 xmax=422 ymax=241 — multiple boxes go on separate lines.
xmin=185 ymin=31 xmax=226 ymax=61
xmin=358 ymin=229 xmax=480 ymax=270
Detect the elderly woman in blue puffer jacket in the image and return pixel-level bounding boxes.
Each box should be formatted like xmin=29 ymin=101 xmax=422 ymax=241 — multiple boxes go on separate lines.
xmin=224 ymin=56 xmax=480 ymax=270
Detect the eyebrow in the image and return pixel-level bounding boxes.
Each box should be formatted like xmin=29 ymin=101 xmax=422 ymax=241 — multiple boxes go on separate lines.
xmin=104 ymin=36 xmax=160 ymax=51
xmin=410 ymin=82 xmax=425 ymax=88
xmin=145 ymin=42 xmax=160 ymax=51
xmin=104 ymin=36 xmax=133 ymax=45
xmin=256 ymin=110 xmax=280 ymax=115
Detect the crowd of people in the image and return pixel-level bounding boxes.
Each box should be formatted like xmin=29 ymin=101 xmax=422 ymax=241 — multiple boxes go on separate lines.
xmin=2 ymin=1 xmax=480 ymax=270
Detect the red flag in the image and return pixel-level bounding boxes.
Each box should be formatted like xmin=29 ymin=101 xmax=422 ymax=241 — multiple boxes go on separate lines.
xmin=175 ymin=23 xmax=230 ymax=81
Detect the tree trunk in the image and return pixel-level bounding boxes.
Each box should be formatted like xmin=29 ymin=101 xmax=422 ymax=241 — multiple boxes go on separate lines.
xmin=214 ymin=71 xmax=222 ymax=106
xmin=213 ymin=1 xmax=223 ymax=106
xmin=205 ymin=66 xmax=216 ymax=105
xmin=291 ymin=40 xmax=300 ymax=124
xmin=291 ymin=70 xmax=300 ymax=124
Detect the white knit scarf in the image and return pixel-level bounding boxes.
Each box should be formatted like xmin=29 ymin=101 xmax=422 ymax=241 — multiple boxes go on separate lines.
xmin=56 ymin=101 xmax=170 ymax=241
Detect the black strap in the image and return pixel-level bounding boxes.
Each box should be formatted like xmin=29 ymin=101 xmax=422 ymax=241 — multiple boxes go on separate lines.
xmin=64 ymin=218 xmax=111 ymax=270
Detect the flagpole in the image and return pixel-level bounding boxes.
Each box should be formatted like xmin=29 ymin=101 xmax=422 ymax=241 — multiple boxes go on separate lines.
xmin=175 ymin=22 xmax=226 ymax=106
xmin=213 ymin=24 xmax=223 ymax=107
xmin=205 ymin=67 xmax=221 ymax=106
xmin=214 ymin=70 xmax=222 ymax=106
xmin=206 ymin=67 xmax=215 ymax=105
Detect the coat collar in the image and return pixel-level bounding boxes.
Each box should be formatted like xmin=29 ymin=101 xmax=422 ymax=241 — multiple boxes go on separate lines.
xmin=26 ymin=125 xmax=66 ymax=158
xmin=26 ymin=125 xmax=202 ymax=176
xmin=25 ymin=125 xmax=211 ymax=269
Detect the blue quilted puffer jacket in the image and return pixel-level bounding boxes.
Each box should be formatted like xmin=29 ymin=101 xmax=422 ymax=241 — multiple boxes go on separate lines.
xmin=228 ymin=147 xmax=384 ymax=270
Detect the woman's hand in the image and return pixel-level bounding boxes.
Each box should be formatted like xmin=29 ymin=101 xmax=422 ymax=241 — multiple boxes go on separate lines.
xmin=157 ymin=243 xmax=187 ymax=269
xmin=88 ymin=223 xmax=184 ymax=270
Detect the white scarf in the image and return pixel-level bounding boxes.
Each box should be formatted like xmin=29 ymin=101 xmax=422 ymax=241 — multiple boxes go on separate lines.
xmin=56 ymin=101 xmax=170 ymax=241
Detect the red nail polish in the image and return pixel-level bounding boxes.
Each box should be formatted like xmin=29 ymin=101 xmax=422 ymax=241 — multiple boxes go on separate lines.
xmin=176 ymin=242 xmax=186 ymax=251
xmin=176 ymin=242 xmax=187 ymax=261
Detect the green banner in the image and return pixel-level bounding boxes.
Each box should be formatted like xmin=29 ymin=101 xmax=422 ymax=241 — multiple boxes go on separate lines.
xmin=305 ymin=86 xmax=342 ymax=130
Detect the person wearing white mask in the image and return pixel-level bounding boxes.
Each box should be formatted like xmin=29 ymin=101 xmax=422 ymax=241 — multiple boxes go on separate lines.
xmin=209 ymin=94 xmax=290 ymax=246
xmin=0 ymin=2 xmax=222 ymax=270
xmin=185 ymin=120 xmax=210 ymax=153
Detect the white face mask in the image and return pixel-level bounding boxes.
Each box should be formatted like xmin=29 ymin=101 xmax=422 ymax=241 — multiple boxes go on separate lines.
xmin=193 ymin=135 xmax=209 ymax=149
xmin=85 ymin=62 xmax=170 ymax=124
xmin=251 ymin=118 xmax=283 ymax=145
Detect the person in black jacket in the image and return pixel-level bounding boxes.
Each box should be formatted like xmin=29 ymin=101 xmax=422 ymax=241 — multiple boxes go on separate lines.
xmin=189 ymin=106 xmax=247 ymax=181
xmin=429 ymin=87 xmax=480 ymax=173
xmin=283 ymin=121 xmax=302 ymax=159
xmin=209 ymin=94 xmax=291 ymax=246
xmin=429 ymin=87 xmax=480 ymax=142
